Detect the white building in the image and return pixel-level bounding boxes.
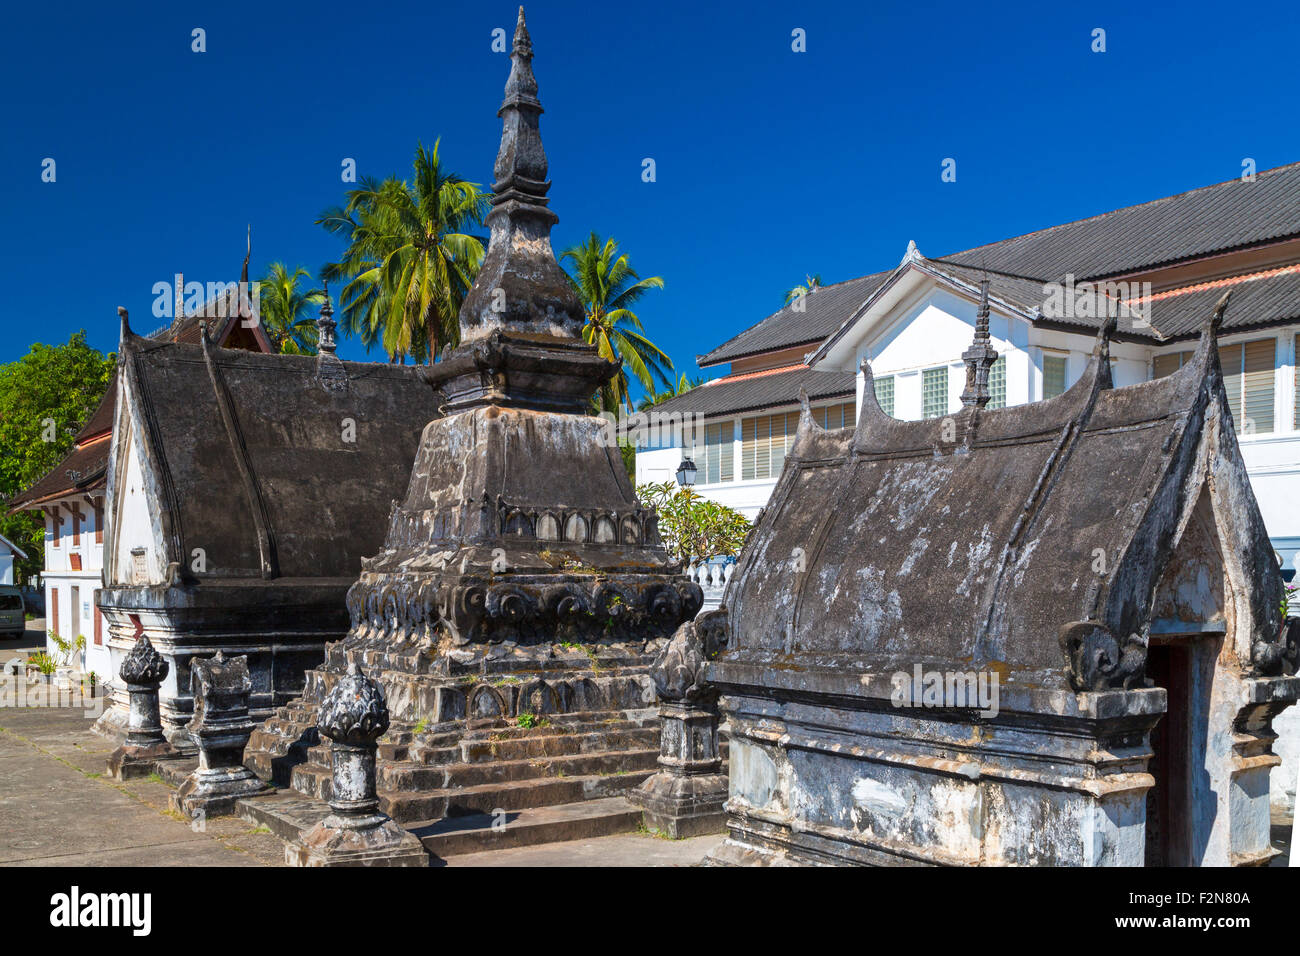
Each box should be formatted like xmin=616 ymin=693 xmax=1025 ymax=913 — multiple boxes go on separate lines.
xmin=639 ymin=160 xmax=1300 ymax=807
xmin=0 ymin=533 xmax=27 ymax=586
xmin=641 ymin=165 xmax=1300 ymax=570
xmin=7 ymin=278 xmax=275 ymax=682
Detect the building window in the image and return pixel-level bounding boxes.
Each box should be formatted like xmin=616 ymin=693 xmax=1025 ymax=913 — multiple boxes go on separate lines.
xmin=1220 ymin=338 xmax=1275 ymax=435
xmin=1043 ymin=354 xmax=1067 ymax=399
xmin=1295 ymin=334 xmax=1300 ymax=430
xmin=742 ymin=411 xmax=798 ymax=481
xmin=1153 ymin=349 xmax=1194 ymax=379
xmin=988 ymin=356 xmax=1006 ymax=409
xmin=94 ymin=602 xmax=102 ymax=646
xmin=72 ymin=510 xmax=81 ymax=547
xmin=94 ymin=500 xmax=104 ymax=545
xmin=49 ymin=509 xmax=60 ymax=548
xmin=694 ymin=421 xmax=733 ymax=484
xmin=51 ymin=587 xmax=59 ymax=638
xmin=817 ymin=401 xmax=855 ymax=430
xmin=921 ymin=367 xmax=948 ymax=419
xmin=875 ymin=375 xmax=895 ymax=416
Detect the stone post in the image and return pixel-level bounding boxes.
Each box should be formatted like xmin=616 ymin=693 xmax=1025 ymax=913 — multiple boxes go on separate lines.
xmin=286 ymin=663 xmax=426 ymax=866
xmin=631 ymin=609 xmax=730 ymax=838
xmin=171 ymin=650 xmax=268 ymax=818
xmin=106 ymin=635 xmax=179 ymax=780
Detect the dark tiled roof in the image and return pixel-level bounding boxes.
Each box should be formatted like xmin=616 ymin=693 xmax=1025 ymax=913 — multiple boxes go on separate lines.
xmin=1145 ymin=266 xmax=1300 ymax=340
xmin=702 ymin=162 xmax=1300 ymax=364
xmin=697 ymin=274 xmax=889 ymax=366
xmin=942 ymin=162 xmax=1300 ymax=281
xmin=7 ymin=436 xmax=110 ymax=508
xmin=120 ymin=338 xmax=437 ymax=580
xmin=651 ymin=365 xmax=855 ymax=418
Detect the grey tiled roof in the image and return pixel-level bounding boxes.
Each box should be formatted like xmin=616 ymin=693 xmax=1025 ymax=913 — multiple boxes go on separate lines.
xmin=651 ymin=365 xmax=855 ymax=419
xmin=701 ymin=162 xmax=1300 ymax=365
xmin=697 ymin=273 xmax=889 ymax=367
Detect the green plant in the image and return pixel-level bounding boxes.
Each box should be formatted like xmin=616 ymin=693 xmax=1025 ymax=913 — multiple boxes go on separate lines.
xmin=560 ymin=232 xmax=672 ymax=412
xmin=516 ymin=713 xmax=538 ymax=730
xmin=28 ymin=651 xmax=56 ymax=676
xmin=635 ymin=481 xmax=752 ymax=564
xmin=413 ymin=717 xmax=428 ymax=735
xmin=318 ymin=140 xmax=488 ymax=363
xmin=47 ymin=631 xmax=84 ymax=667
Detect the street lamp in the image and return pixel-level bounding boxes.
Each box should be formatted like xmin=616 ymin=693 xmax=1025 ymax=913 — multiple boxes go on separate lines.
xmin=675 ymin=457 xmax=697 ymax=487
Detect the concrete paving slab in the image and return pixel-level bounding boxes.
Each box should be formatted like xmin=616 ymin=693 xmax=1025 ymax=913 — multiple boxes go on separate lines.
xmin=441 ymin=830 xmax=722 ymax=867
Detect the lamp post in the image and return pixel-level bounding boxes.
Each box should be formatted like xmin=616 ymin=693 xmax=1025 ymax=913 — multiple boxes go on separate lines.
xmin=675 ymin=457 xmax=697 ymax=487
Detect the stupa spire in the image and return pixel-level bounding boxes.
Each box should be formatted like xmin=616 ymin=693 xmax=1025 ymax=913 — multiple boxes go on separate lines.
xmin=457 ymin=5 xmax=586 ymax=345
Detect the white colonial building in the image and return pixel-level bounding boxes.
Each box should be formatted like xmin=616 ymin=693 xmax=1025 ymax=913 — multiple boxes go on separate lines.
xmin=639 ymin=160 xmax=1300 ymax=807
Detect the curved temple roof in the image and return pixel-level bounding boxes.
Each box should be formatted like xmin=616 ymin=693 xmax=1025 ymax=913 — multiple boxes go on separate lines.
xmin=722 ymin=294 xmax=1289 ymax=691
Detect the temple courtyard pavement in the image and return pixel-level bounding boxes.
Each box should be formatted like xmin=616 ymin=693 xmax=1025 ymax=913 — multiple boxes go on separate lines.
xmin=0 ymin=706 xmax=720 ymax=867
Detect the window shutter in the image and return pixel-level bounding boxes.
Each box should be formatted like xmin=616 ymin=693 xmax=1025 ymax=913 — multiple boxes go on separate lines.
xmin=741 ymin=417 xmax=757 ymax=480
xmin=1295 ymin=335 xmax=1300 ymax=429
xmin=1242 ymin=338 xmax=1275 ymax=435
xmin=1152 ymin=353 xmax=1181 ymax=379
xmin=1219 ymin=343 xmax=1244 ymax=429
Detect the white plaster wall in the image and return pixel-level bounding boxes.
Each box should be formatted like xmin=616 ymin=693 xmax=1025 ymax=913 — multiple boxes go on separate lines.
xmin=110 ymin=422 xmax=165 ymax=586
xmin=0 ymin=552 xmax=13 ymax=586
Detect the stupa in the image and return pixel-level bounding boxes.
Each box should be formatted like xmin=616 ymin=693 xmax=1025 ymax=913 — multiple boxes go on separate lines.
xmin=245 ymin=7 xmax=702 ymax=830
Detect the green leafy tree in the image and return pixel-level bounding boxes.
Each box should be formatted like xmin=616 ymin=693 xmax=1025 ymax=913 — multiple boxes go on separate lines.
xmin=561 ymin=232 xmax=673 ymax=412
xmin=0 ymin=332 xmax=115 ymax=582
xmin=318 ymin=140 xmax=489 ymax=363
xmin=636 ymin=481 xmax=751 ymax=564
xmin=258 ymin=263 xmax=324 ymax=354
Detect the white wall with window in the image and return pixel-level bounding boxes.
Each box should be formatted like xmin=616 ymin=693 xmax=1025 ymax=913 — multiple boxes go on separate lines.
xmin=637 ymin=278 xmax=1300 ymax=579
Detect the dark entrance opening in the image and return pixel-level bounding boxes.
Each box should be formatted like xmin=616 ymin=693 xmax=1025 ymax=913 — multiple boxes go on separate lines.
xmin=1144 ymin=631 xmax=1220 ymax=866
xmin=1145 ymin=641 xmax=1190 ymax=866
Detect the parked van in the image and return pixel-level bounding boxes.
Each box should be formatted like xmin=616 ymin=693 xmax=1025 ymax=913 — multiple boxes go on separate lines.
xmin=0 ymin=586 xmax=25 ymax=638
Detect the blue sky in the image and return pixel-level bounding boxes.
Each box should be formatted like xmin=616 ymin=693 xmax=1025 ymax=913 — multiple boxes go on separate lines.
xmin=4 ymin=0 xmax=1299 ymax=400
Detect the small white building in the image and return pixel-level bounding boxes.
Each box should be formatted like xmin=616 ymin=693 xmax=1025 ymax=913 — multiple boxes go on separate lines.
xmin=0 ymin=532 xmax=28 ymax=586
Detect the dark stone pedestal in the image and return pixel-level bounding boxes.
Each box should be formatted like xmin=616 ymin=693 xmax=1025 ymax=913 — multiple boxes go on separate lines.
xmin=106 ymin=638 xmax=181 ymax=781
xmin=171 ymin=651 xmax=267 ymax=818
xmin=632 ymin=702 xmax=728 ymax=838
xmin=286 ymin=664 xmax=427 ymax=867
xmin=630 ymin=612 xmax=729 ymax=838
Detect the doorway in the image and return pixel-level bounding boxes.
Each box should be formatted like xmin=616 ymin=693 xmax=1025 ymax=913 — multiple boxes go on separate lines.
xmin=1144 ymin=632 xmax=1220 ymax=866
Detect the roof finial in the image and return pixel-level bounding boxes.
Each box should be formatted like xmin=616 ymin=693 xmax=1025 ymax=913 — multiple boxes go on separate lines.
xmin=456 ymin=6 xmax=585 ymax=344
xmin=317 ymin=281 xmax=337 ymax=355
xmin=241 ymin=224 xmax=251 ymax=285
xmin=118 ymin=306 xmax=132 ymax=340
xmin=960 ymin=278 xmax=999 ymax=408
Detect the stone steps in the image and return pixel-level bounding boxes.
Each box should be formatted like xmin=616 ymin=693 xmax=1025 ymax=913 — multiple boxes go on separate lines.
xmin=380 ymin=747 xmax=660 ymax=791
xmin=380 ymin=768 xmax=656 ymax=823
xmin=408 ymin=796 xmax=643 ymax=859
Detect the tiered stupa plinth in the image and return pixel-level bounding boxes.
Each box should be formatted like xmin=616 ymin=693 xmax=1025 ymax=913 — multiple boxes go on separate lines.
xmin=245 ymin=8 xmax=701 ymax=828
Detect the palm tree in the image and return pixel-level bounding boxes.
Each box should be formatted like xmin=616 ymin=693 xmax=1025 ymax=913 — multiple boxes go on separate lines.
xmin=560 ymin=232 xmax=673 ymax=412
xmin=318 ymin=140 xmax=489 ymax=363
xmin=636 ymin=373 xmax=702 ymax=411
xmin=784 ymin=273 xmax=824 ymax=305
xmin=257 ymin=263 xmax=324 ymax=354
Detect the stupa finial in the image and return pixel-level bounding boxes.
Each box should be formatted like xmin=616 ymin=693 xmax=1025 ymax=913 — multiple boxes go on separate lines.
xmin=960 ymin=278 xmax=999 ymax=409
xmin=457 ymin=6 xmax=586 ymax=345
